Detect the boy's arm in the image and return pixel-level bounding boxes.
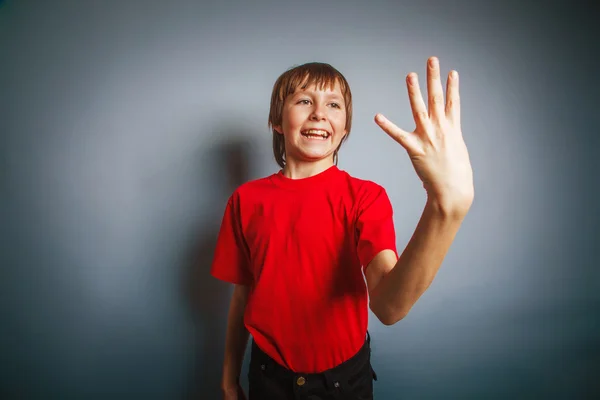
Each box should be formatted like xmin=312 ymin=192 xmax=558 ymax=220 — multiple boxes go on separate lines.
xmin=367 ymin=56 xmax=474 ymax=325
xmin=366 ymin=198 xmax=468 ymax=326
xmin=221 ymin=284 xmax=251 ymax=393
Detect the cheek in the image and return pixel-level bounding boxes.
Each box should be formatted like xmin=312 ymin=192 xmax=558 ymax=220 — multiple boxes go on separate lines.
xmin=331 ymin=112 xmax=347 ymax=131
xmin=283 ymin=110 xmax=304 ymax=131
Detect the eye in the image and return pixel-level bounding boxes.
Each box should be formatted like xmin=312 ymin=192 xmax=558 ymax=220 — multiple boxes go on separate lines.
xmin=297 ymin=99 xmax=311 ymax=105
xmin=329 ymin=102 xmax=341 ymax=109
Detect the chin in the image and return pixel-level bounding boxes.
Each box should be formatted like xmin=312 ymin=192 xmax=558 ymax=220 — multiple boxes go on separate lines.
xmin=299 ymin=151 xmax=335 ymax=162
xmin=286 ymin=139 xmax=340 ymax=162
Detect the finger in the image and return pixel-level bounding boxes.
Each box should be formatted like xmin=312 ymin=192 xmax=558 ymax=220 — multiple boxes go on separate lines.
xmin=445 ymin=70 xmax=461 ymax=128
xmin=374 ymin=113 xmax=417 ymax=152
xmin=406 ymin=73 xmax=430 ymax=130
xmin=427 ymin=57 xmax=445 ymax=122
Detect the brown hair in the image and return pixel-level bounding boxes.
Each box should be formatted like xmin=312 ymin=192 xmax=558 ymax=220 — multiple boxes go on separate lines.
xmin=268 ymin=62 xmax=353 ymax=168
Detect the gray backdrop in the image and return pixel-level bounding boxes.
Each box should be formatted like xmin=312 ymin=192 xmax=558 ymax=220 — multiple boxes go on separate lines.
xmin=1 ymin=0 xmax=598 ymax=398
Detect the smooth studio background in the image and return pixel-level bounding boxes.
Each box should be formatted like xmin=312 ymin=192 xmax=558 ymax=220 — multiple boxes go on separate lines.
xmin=1 ymin=0 xmax=598 ymax=398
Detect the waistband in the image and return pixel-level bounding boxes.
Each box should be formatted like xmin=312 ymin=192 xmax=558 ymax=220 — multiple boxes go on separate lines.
xmin=250 ymin=331 xmax=373 ymax=384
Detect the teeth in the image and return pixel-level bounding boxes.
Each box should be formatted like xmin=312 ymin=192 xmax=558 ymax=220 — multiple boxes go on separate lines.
xmin=302 ymin=129 xmax=329 ymax=137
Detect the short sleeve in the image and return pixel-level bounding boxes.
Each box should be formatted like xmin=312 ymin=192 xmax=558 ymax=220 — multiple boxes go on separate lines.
xmin=210 ymin=194 xmax=253 ymax=285
xmin=355 ymin=184 xmax=398 ymax=268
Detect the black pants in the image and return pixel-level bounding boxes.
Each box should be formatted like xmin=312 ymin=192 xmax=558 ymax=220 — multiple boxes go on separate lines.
xmin=248 ymin=332 xmax=377 ymax=400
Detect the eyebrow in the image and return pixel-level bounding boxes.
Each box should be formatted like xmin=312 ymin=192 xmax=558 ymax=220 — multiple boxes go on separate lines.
xmin=328 ymin=95 xmax=344 ymax=103
xmin=292 ymin=90 xmax=344 ymax=102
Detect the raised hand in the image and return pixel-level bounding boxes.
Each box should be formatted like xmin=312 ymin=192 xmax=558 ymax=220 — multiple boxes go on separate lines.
xmin=375 ymin=57 xmax=474 ymax=216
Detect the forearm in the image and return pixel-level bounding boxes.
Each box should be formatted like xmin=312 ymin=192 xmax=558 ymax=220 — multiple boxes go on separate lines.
xmin=371 ymin=198 xmax=468 ymax=325
xmin=221 ymin=284 xmax=251 ymax=391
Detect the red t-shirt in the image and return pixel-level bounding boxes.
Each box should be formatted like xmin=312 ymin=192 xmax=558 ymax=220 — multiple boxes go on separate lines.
xmin=210 ymin=165 xmax=397 ymax=373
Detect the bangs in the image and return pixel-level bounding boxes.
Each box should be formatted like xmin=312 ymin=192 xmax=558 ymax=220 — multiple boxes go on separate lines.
xmin=276 ymin=63 xmax=349 ymax=101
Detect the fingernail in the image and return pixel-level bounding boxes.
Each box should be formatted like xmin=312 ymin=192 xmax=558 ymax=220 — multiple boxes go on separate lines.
xmin=430 ymin=57 xmax=438 ymax=67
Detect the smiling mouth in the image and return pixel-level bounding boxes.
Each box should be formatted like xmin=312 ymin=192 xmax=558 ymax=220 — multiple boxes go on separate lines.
xmin=301 ymin=129 xmax=331 ymax=139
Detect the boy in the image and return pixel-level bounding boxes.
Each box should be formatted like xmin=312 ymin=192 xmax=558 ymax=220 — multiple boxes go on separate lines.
xmin=211 ymin=57 xmax=474 ymax=399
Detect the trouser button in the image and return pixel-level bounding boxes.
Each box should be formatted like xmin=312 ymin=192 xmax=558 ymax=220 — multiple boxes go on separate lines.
xmin=296 ymin=376 xmax=306 ymax=386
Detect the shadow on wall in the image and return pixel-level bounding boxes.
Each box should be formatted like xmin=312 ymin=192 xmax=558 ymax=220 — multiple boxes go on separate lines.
xmin=181 ymin=133 xmax=254 ymax=399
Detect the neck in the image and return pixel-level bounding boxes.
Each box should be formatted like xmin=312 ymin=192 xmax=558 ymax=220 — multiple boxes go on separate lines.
xmin=282 ymin=157 xmax=335 ymax=179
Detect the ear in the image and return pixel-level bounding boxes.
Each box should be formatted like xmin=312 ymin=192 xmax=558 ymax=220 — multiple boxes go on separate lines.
xmin=274 ymin=125 xmax=284 ymax=134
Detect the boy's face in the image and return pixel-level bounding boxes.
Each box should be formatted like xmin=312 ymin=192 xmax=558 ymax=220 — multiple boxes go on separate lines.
xmin=274 ymin=80 xmax=347 ymax=166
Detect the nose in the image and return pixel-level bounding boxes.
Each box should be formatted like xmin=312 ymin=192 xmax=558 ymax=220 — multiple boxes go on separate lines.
xmin=310 ymin=104 xmax=326 ymax=121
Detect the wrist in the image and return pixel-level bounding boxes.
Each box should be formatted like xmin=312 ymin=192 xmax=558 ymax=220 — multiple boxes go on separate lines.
xmin=221 ymin=376 xmax=240 ymax=392
xmin=222 ymin=385 xmax=238 ymax=394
